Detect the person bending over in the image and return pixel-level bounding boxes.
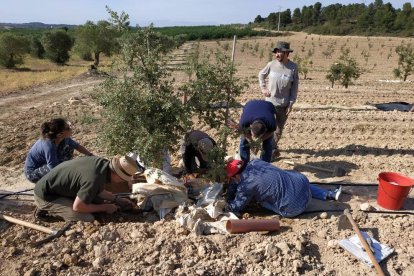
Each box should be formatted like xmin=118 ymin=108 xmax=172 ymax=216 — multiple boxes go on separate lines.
xmin=34 ymin=155 xmax=138 ymax=222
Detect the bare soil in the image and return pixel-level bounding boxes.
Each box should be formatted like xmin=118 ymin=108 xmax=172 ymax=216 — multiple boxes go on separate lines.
xmin=0 ymin=32 xmax=413 ymax=276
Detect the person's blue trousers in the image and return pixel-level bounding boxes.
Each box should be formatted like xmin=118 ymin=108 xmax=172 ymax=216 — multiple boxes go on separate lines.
xmin=239 ymin=136 xmax=273 ymax=163
xmin=310 ymin=184 xmax=328 ymax=200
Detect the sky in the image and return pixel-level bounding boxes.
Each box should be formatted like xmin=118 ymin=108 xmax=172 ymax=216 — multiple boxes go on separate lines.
xmin=0 ymin=0 xmax=409 ymax=27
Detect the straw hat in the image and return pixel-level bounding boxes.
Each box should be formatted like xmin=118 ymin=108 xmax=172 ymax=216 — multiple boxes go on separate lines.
xmin=110 ymin=155 xmax=139 ymax=181
xmin=226 ymin=159 xmax=244 ymax=177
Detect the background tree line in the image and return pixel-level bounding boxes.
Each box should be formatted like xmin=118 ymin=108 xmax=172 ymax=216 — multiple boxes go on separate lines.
xmin=253 ymin=0 xmax=413 ymax=36
xmin=0 ymin=23 xmax=276 ymax=69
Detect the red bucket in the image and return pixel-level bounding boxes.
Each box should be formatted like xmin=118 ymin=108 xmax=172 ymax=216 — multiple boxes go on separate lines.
xmin=377 ymin=172 xmax=414 ymax=210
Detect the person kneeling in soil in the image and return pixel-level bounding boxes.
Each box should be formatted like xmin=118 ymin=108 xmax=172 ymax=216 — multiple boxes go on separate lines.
xmin=225 ymin=159 xmax=342 ymax=217
xmin=179 ymin=130 xmax=216 ymax=177
xmin=34 ymin=155 xmax=139 ymax=222
xmin=24 ymin=118 xmax=93 ymax=183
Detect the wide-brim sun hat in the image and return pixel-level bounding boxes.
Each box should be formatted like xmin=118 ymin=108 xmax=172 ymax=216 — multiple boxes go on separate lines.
xmin=272 ymin=41 xmax=293 ymax=53
xmin=110 ymin=155 xmax=139 ymax=181
xmin=226 ymin=159 xmax=244 ymax=177
xmin=197 ymin=138 xmax=214 ymax=161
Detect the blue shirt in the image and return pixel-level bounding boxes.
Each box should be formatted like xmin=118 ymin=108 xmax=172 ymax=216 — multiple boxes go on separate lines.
xmin=24 ymin=137 xmax=79 ymax=173
xmin=239 ymin=100 xmax=276 ymax=133
xmin=227 ymin=159 xmax=311 ymax=217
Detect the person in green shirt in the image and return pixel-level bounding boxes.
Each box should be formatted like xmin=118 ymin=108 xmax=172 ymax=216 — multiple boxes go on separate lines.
xmin=34 ymin=155 xmax=139 ymax=222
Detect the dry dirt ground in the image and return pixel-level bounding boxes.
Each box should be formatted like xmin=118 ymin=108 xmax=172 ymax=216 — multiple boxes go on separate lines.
xmin=0 ymin=32 xmax=413 ymax=275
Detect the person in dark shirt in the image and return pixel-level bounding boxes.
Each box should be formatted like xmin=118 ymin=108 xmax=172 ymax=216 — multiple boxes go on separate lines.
xmin=34 ymin=155 xmax=139 ymax=222
xmin=228 ymin=100 xmax=276 ymax=163
xmin=178 ymin=130 xmax=216 ymax=176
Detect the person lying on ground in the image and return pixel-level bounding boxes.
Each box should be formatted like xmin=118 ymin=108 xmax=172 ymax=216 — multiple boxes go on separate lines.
xmin=178 ymin=130 xmax=216 ymax=177
xmin=33 ymin=155 xmax=139 ymax=222
xmin=24 ymin=118 xmax=94 ymax=183
xmin=225 ymin=159 xmax=342 ymax=217
xmin=227 ymin=100 xmax=276 ymax=163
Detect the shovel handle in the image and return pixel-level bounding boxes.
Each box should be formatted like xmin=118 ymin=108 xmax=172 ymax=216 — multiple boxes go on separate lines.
xmin=344 ymin=212 xmax=385 ymax=276
xmin=0 ymin=214 xmax=54 ymax=235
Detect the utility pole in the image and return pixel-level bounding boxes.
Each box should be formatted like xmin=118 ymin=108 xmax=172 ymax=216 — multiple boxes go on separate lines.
xmin=277 ymin=5 xmax=282 ymax=32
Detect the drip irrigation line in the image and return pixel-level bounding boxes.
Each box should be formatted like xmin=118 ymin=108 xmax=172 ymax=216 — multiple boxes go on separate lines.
xmin=0 ymin=188 xmax=34 ymax=199
xmin=311 ymin=182 xmax=378 ymax=187
xmin=301 ymin=209 xmax=414 ymax=215
xmin=0 ymin=193 xmax=33 ymax=196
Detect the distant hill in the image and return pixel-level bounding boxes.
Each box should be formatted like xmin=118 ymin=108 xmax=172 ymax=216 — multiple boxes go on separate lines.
xmin=0 ymin=22 xmax=77 ymax=29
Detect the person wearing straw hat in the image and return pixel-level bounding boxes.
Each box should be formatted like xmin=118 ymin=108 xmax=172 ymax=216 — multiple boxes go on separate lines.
xmin=225 ymin=159 xmax=342 ymax=217
xmin=178 ymin=130 xmax=216 ymax=176
xmin=258 ymin=41 xmax=299 ymax=160
xmin=33 ymin=155 xmax=140 ymax=222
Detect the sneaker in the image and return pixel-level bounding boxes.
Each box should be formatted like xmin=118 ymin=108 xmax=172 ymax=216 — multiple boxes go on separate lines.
xmin=334 ymin=186 xmax=343 ymax=201
xmin=327 ymin=186 xmax=343 ymax=201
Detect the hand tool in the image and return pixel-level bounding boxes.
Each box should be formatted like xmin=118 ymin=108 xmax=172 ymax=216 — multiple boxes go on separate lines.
xmin=0 ymin=213 xmax=72 ymax=247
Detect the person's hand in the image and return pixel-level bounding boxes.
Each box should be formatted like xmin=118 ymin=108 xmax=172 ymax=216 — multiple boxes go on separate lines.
xmin=214 ymin=200 xmax=230 ymax=212
xmin=225 ymin=118 xmax=238 ymax=130
xmin=104 ymin=203 xmax=119 ymax=214
xmin=261 ymin=88 xmax=271 ymax=97
xmin=286 ymin=104 xmax=293 ymax=116
xmin=114 ymin=197 xmax=134 ymax=211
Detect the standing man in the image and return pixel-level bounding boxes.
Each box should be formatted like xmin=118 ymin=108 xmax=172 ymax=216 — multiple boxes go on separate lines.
xmin=34 ymin=155 xmax=139 ymax=222
xmin=258 ymin=41 xmax=299 ymax=159
xmin=237 ymin=99 xmax=276 ymax=163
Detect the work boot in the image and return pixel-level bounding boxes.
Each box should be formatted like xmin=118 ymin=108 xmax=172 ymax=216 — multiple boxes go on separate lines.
xmin=327 ymin=186 xmax=342 ymax=201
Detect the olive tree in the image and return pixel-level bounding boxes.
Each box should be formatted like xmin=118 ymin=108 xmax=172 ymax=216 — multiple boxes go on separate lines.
xmin=74 ymin=20 xmax=120 ymax=67
xmin=326 ymin=48 xmax=362 ymax=88
xmin=42 ymin=30 xmax=74 ymax=65
xmin=180 ymin=51 xmax=248 ymax=181
xmin=0 ymin=33 xmax=30 ymax=68
xmin=393 ymin=43 xmax=413 ymax=81
xmin=95 ymin=26 xmax=187 ymax=168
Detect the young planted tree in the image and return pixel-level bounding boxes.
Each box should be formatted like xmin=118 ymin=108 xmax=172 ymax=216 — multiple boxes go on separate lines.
xmin=393 ymin=43 xmax=413 ymax=81
xmin=0 ymin=33 xmax=30 ymax=68
xmin=326 ymin=48 xmax=362 ymax=88
xmin=42 ymin=30 xmax=74 ymax=65
xmin=95 ymin=25 xmax=187 ymax=168
xmin=74 ymin=20 xmax=121 ymax=67
xmin=293 ymin=53 xmax=312 ymax=79
xmin=180 ymin=51 xmax=248 ymax=182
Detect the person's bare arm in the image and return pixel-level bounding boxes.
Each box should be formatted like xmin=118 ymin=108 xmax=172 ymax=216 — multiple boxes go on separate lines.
xmin=73 ymin=196 xmax=118 ymax=214
xmin=76 ymin=144 xmax=93 ymax=156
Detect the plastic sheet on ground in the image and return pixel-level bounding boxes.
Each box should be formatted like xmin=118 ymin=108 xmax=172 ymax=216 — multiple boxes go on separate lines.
xmin=131 ymin=168 xmax=189 ymax=219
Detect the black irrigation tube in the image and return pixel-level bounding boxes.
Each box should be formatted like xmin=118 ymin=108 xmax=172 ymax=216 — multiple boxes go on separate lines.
xmin=0 ymin=188 xmax=34 ymax=199
xmin=301 ymin=209 xmax=414 ymax=216
xmin=311 ymin=182 xmax=378 ymax=187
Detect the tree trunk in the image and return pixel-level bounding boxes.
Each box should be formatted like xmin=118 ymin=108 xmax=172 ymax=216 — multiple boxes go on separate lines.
xmin=94 ymin=52 xmax=101 ymax=67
